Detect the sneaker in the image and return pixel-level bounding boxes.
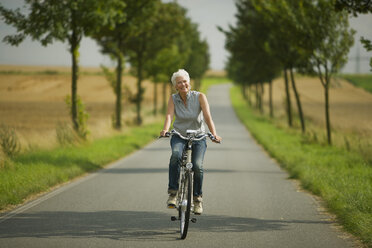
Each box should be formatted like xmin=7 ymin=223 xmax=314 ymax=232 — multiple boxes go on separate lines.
xmin=167 ymin=194 xmax=177 ymax=208
xmin=193 ymin=196 xmax=203 ymax=215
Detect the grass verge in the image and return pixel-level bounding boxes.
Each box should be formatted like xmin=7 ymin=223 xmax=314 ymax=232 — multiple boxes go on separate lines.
xmin=230 ymin=86 xmax=372 ymax=247
xmin=0 ymin=122 xmax=162 ymax=211
xmin=340 ymin=74 xmax=372 ymax=94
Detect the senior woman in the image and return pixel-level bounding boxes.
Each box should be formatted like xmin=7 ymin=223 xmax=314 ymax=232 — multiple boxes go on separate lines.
xmin=160 ymin=69 xmax=221 ymax=215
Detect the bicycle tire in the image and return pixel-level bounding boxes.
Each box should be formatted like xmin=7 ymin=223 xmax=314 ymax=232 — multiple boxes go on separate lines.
xmin=180 ymin=172 xmax=192 ymax=239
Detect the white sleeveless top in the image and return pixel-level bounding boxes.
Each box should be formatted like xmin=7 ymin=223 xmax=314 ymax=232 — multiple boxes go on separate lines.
xmin=172 ymin=91 xmax=205 ymax=137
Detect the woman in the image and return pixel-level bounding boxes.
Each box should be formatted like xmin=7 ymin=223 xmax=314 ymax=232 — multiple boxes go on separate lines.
xmin=160 ymin=69 xmax=221 ymax=215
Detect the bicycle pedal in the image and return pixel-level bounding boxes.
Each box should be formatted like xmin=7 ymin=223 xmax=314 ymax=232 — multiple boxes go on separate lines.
xmin=191 ymin=218 xmax=197 ymax=223
xmin=167 ymin=204 xmax=176 ymax=209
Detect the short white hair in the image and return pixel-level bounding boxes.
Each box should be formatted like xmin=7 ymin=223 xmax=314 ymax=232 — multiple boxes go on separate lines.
xmin=171 ymin=69 xmax=190 ymax=86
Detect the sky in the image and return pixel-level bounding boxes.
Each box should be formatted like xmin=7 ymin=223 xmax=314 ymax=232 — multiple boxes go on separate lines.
xmin=0 ymin=0 xmax=371 ymax=73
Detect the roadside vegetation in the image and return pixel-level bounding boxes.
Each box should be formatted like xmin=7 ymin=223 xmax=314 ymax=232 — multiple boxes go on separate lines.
xmin=230 ymin=86 xmax=372 ymax=247
xmin=0 ymin=122 xmax=162 ymax=211
xmin=341 ymin=74 xmax=372 ymax=93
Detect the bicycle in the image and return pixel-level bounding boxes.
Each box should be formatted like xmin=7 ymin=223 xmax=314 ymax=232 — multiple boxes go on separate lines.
xmin=160 ymin=129 xmax=219 ymax=239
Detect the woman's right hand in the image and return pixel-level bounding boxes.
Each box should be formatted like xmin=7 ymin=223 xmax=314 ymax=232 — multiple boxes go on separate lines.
xmin=160 ymin=130 xmax=168 ymax=137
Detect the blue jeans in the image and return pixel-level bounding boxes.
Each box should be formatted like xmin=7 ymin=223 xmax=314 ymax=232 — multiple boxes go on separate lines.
xmin=168 ymin=135 xmax=207 ymax=197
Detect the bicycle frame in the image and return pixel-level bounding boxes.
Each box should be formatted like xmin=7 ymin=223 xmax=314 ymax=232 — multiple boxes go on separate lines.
xmin=177 ymin=145 xmax=193 ymax=212
xmin=176 ymin=131 xmax=197 ymax=239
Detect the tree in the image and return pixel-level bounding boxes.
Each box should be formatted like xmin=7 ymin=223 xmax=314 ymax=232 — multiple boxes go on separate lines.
xmin=254 ymin=0 xmax=312 ymax=132
xmin=308 ymin=0 xmax=355 ymax=145
xmin=92 ymin=0 xmax=155 ymax=129
xmin=220 ymin=0 xmax=280 ymax=116
xmin=0 ymin=0 xmax=124 ymax=137
xmin=143 ymin=2 xmax=182 ymax=116
xmin=335 ymin=0 xmax=372 ymax=15
xmin=184 ymin=24 xmax=210 ymax=91
xmin=143 ymin=2 xmax=194 ymax=114
xmin=125 ymin=1 xmax=160 ymax=125
xmin=151 ymin=45 xmax=183 ymax=113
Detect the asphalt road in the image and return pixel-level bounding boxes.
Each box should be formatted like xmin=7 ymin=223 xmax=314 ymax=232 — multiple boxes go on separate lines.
xmin=0 ymin=84 xmax=355 ymax=248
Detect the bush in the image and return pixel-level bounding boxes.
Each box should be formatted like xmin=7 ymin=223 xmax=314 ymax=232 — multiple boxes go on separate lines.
xmin=64 ymin=95 xmax=90 ymax=139
xmin=56 ymin=122 xmax=79 ymax=146
xmin=0 ymin=123 xmax=21 ymax=157
xmin=0 ymin=149 xmax=6 ymax=169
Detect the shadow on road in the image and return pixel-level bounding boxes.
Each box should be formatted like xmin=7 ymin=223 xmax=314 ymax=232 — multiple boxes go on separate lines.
xmin=0 ymin=210 xmax=331 ymax=241
xmin=99 ymin=168 xmax=236 ymax=174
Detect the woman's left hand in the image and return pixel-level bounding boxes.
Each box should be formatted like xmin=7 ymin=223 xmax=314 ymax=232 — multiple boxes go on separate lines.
xmin=212 ymin=134 xmax=222 ymax=143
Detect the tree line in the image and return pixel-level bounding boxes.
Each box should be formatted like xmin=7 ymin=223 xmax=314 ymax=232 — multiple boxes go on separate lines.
xmin=219 ymin=0 xmax=365 ymax=145
xmin=0 ymin=0 xmax=210 ymax=138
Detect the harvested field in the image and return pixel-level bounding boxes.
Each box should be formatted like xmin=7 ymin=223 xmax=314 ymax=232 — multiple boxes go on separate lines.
xmin=1 ymin=65 xmax=371 ymax=148
xmin=0 ymin=65 xmax=171 ymax=147
xmin=262 ymin=75 xmax=372 ymax=136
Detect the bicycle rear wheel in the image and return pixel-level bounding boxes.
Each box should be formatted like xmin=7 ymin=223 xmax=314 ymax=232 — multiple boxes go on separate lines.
xmin=179 ymin=172 xmax=192 ymax=239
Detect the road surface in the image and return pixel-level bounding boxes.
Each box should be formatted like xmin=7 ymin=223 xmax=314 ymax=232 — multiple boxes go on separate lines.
xmin=0 ymin=84 xmax=355 ymax=247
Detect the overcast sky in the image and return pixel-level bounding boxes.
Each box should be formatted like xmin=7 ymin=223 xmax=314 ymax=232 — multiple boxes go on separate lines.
xmin=0 ymin=0 xmax=371 ymax=73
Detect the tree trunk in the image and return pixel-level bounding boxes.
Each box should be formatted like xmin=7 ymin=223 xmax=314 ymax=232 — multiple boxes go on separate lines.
xmin=162 ymin=82 xmax=167 ymax=114
xmin=269 ymin=80 xmax=273 ymax=118
xmin=255 ymin=83 xmax=259 ymax=109
xmin=153 ymin=82 xmax=158 ymax=116
xmin=324 ymin=82 xmax=331 ymax=145
xmin=115 ymin=54 xmax=123 ymax=130
xmin=316 ymin=62 xmax=332 ymax=145
xmin=195 ymin=78 xmax=201 ymax=91
xmin=136 ymin=52 xmax=143 ymax=125
xmin=242 ymin=84 xmax=247 ymax=99
xmin=323 ymin=69 xmax=332 ymax=145
xmin=71 ymin=43 xmax=79 ymax=132
xmin=169 ymin=83 xmax=173 ymax=94
xmin=197 ymin=78 xmax=202 ymax=91
xmin=247 ymin=84 xmax=252 ymax=106
xmin=283 ymin=68 xmax=293 ymax=127
xmin=289 ymin=67 xmax=305 ymax=133
xmin=259 ymin=82 xmax=264 ymax=114
xmin=69 ymin=12 xmax=80 ymax=133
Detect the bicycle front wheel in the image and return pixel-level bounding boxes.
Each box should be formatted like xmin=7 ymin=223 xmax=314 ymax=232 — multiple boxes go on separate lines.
xmin=179 ymin=172 xmax=192 ymax=239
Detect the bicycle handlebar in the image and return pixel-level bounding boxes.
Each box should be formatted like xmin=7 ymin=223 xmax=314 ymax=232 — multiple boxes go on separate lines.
xmin=159 ymin=129 xmax=220 ymax=143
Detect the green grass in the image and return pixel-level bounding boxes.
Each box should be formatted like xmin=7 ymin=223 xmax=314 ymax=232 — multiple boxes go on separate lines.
xmin=341 ymin=74 xmax=372 ymax=93
xmin=0 ymin=122 xmax=162 ymax=210
xmin=230 ymin=86 xmax=372 ymax=247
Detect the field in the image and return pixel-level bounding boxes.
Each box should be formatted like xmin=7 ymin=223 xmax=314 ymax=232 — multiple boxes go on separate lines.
xmin=0 ymin=65 xmax=171 ymax=148
xmin=261 ymin=75 xmax=372 ymax=135
xmin=258 ymin=74 xmax=372 ymax=160
xmin=1 ymin=65 xmax=371 ymax=151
